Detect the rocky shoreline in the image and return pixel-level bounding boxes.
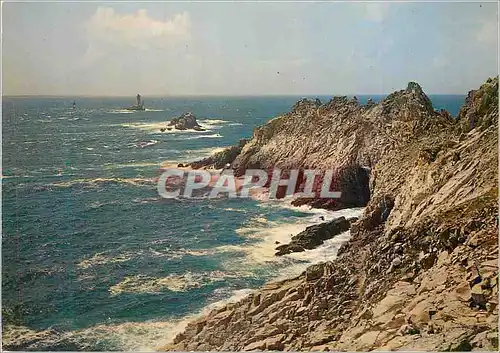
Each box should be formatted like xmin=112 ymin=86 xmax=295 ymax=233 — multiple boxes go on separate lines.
xmin=162 ymin=78 xmax=499 ymax=351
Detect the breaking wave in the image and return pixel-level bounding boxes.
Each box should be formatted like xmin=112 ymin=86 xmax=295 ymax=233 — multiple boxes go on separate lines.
xmin=130 ymin=140 xmax=159 ymax=149
xmin=181 ymin=133 xmax=223 ymax=140
xmin=108 ymin=109 xmax=135 ymax=114
xmin=49 ymin=177 xmax=156 ymax=189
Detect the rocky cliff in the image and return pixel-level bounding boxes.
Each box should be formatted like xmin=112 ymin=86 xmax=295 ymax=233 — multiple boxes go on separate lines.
xmin=232 ymin=82 xmax=454 ymax=209
xmin=163 ymin=78 xmax=498 ymax=351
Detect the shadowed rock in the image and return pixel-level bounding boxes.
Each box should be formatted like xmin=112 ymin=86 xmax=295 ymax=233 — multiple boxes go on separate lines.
xmin=167 ymin=112 xmax=205 ymax=131
xmin=275 ymin=217 xmax=352 ymax=256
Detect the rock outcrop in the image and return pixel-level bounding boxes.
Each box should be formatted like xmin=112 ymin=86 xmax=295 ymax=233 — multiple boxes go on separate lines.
xmin=189 ymin=139 xmax=248 ymax=170
xmin=163 ymin=77 xmax=498 ymax=351
xmin=166 ymin=112 xmax=205 ymax=131
xmin=457 ymin=77 xmax=499 ymax=133
xmin=275 ymin=217 xmax=352 ymax=256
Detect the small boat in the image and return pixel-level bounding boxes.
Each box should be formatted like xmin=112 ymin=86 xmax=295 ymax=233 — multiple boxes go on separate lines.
xmin=125 ymin=94 xmax=145 ymax=111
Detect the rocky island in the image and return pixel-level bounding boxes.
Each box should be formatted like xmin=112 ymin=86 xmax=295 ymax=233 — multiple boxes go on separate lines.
xmin=163 ymin=78 xmax=498 ymax=351
xmin=162 ymin=112 xmax=206 ymax=132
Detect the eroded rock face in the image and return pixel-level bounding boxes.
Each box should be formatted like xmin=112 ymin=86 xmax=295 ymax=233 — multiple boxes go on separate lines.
xmin=167 ymin=112 xmax=205 ymax=131
xmin=162 ymin=78 xmax=498 ymax=352
xmin=231 ymin=81 xmax=452 ymax=210
xmin=457 ymin=77 xmax=499 ymax=132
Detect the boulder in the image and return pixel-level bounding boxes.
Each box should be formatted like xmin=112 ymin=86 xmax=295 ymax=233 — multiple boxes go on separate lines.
xmin=305 ymin=263 xmax=325 ymax=281
xmin=471 ymin=284 xmax=487 ymax=307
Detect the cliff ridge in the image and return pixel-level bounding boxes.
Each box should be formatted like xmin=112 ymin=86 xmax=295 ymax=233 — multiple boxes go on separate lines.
xmin=164 ymin=78 xmax=498 ymax=351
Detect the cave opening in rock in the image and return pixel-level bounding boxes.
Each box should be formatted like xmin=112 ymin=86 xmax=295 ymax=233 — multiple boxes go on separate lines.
xmin=336 ymin=165 xmax=372 ymax=209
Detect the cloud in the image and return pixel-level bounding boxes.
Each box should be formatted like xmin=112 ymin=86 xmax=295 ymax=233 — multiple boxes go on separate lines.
xmin=476 ymin=18 xmax=498 ymax=45
xmin=81 ymin=7 xmax=191 ymax=67
xmin=362 ymin=3 xmax=390 ymax=23
xmin=86 ymin=7 xmax=191 ymax=48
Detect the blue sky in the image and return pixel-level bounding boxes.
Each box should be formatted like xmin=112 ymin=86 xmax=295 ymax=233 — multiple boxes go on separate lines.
xmin=2 ymin=1 xmax=498 ymax=95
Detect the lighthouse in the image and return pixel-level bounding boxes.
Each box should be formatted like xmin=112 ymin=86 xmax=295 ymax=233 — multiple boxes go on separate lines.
xmin=124 ymin=94 xmax=146 ymax=111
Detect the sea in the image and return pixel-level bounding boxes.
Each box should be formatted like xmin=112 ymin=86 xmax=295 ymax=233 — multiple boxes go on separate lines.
xmin=1 ymin=94 xmax=465 ymax=350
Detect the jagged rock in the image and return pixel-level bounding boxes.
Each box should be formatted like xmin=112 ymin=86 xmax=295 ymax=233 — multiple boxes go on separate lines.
xmin=275 ymin=217 xmax=351 ymax=256
xmin=407 ymin=299 xmax=435 ymax=325
xmin=243 ymin=340 xmax=267 ymax=351
xmin=471 ymin=330 xmax=499 ymax=350
xmin=305 ymin=263 xmax=325 ymax=281
xmin=419 ymin=252 xmax=437 ymax=270
xmin=453 ymin=281 xmax=471 ymax=302
xmin=275 ymin=243 xmax=305 ymax=255
xmin=457 ymin=76 xmax=499 ymax=132
xmin=167 ymin=112 xmax=205 ymax=131
xmin=347 ymin=217 xmax=359 ymax=225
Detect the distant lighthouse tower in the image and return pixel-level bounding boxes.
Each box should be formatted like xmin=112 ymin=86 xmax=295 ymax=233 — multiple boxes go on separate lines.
xmin=124 ymin=94 xmax=145 ymax=111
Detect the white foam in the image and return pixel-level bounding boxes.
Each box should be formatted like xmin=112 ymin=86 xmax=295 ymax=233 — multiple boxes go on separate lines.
xmin=132 ymin=140 xmax=159 ymax=148
xmin=50 ymin=177 xmax=156 ymax=189
xmin=214 ymin=205 xmax=363 ymax=269
xmin=120 ymin=121 xmax=224 ymax=134
xmin=120 ymin=122 xmax=168 ymax=132
xmin=184 ymin=146 xmax=227 ymax=157
xmin=181 ymin=133 xmax=223 ymax=140
xmin=103 ymin=162 xmax=161 ymax=170
xmin=108 ymin=109 xmax=135 ymax=114
xmin=71 ymin=205 xmax=364 ymax=351
xmin=77 ymin=252 xmax=135 ymax=270
xmin=66 ymin=320 xmax=195 ymax=351
xmin=140 ymin=207 xmax=363 ymax=350
xmin=198 ymin=119 xmax=229 ymax=130
xmin=159 ymin=146 xmax=227 ymax=165
xmin=199 ymin=119 xmax=227 ymax=125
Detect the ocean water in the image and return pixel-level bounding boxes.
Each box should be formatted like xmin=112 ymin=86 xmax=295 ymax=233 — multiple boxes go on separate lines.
xmin=1 ymin=94 xmax=465 ymax=350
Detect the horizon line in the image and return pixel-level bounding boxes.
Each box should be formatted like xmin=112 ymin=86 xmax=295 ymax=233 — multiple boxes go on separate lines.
xmin=2 ymin=92 xmax=468 ymax=98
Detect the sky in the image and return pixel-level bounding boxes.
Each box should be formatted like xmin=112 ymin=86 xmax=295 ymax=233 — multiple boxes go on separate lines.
xmin=2 ymin=1 xmax=498 ymax=96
